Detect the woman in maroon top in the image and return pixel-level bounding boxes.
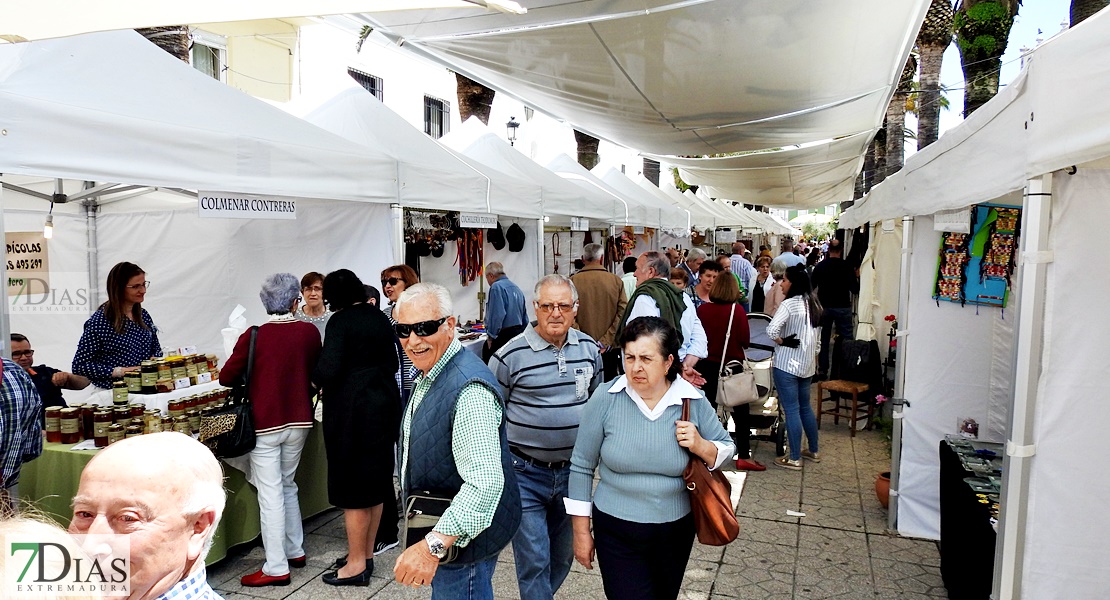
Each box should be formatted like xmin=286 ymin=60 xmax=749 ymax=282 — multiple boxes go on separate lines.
xmin=695 ymin=274 xmax=763 ymax=470
xmin=220 ymin=273 xmax=322 ymax=587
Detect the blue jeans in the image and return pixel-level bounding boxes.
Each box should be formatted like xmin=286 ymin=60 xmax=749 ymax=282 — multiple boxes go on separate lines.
xmin=432 ymin=556 xmax=498 ymax=600
xmin=773 ymin=367 xmax=819 ymax=461
xmin=510 ymin=456 xmax=573 ymax=600
xmin=818 ymin=307 xmax=854 ymax=374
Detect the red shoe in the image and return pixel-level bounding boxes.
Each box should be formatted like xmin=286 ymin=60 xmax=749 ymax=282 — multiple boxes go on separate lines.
xmin=241 ymin=569 xmax=291 ymax=587
xmin=288 ymin=556 xmax=307 ymax=569
xmin=735 ymin=458 xmax=767 ymax=471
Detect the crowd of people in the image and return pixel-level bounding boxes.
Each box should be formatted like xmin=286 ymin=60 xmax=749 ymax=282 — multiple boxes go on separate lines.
xmin=0 ymin=235 xmax=858 ymax=600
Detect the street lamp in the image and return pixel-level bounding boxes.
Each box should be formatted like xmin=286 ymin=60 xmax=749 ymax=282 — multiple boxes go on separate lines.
xmin=506 ymin=116 xmax=519 ymax=146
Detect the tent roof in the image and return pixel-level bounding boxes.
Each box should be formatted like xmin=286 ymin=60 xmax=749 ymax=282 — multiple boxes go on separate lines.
xmin=357 ymin=0 xmax=929 ymax=158
xmin=597 ymin=167 xmax=689 ymax=235
xmin=0 ymin=31 xmax=400 ymax=202
xmin=841 ymin=9 xmax=1110 ymax=228
xmin=437 ymin=117 xmax=622 ymax=222
xmin=633 ymin=177 xmax=719 ymax=230
xmin=303 ymin=87 xmax=541 ymax=216
xmin=545 ymin=154 xmax=649 ymax=227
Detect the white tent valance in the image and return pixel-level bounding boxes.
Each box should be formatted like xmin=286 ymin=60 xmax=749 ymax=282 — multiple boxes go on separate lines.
xmin=546 ymin=154 xmax=646 ymax=227
xmin=841 ymin=10 xmax=1110 ymax=228
xmin=0 ymin=31 xmax=400 ymax=203
xmin=597 ymin=168 xmax=689 ymax=235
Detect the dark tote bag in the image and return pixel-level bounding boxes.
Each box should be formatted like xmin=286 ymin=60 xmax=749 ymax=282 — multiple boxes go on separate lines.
xmin=199 ymin=326 xmax=257 ymax=458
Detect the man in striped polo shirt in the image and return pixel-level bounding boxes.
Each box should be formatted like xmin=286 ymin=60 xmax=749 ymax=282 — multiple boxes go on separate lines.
xmin=490 ymin=275 xmax=603 ymax=600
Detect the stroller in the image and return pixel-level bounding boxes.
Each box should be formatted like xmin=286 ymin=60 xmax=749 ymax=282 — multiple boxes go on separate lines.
xmin=740 ymin=313 xmax=786 ymax=456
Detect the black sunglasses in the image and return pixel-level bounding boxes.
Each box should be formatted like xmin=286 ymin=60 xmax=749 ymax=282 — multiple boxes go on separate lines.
xmin=394 ymin=317 xmax=447 ymax=338
xmin=382 ymin=277 xmax=402 ymax=287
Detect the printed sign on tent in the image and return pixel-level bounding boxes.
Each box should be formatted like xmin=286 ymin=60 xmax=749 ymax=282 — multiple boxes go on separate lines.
xmin=6 ymin=232 xmax=49 ymax=298
xmin=198 ymin=192 xmax=297 ymax=220
xmin=459 ymin=212 xmax=497 ymax=229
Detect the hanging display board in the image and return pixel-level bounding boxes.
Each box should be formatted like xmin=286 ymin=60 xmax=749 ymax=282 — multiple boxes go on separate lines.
xmin=933 ymin=204 xmax=1021 ymax=308
xmin=6 ymin=232 xmax=49 ymax=298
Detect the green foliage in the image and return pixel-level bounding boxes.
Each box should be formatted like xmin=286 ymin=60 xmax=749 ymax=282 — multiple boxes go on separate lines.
xmin=671 ymin=167 xmax=692 ymax=192
xmin=356 ymin=26 xmax=373 ymax=53
xmin=801 ymin=219 xmax=836 ymax=240
xmin=954 ymin=2 xmax=1015 ymax=61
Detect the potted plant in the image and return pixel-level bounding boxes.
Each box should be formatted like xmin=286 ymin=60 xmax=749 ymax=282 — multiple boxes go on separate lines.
xmin=872 ymin=394 xmax=893 ymax=508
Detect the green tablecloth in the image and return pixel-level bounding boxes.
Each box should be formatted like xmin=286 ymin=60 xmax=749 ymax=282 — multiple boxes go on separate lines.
xmin=18 ymin=424 xmax=332 ymax=565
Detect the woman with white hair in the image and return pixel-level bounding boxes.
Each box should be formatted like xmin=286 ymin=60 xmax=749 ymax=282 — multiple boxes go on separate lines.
xmin=220 ymin=272 xmax=323 ymax=587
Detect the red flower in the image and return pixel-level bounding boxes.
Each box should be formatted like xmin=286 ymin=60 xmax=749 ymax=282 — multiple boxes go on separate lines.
xmin=884 ymin=314 xmax=896 ymax=322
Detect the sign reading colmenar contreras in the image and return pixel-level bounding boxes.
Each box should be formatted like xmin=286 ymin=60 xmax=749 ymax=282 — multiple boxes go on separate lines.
xmin=198 ymin=192 xmax=297 ymax=220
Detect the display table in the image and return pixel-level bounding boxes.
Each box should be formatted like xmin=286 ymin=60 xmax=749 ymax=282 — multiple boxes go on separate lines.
xmin=85 ymin=380 xmax=225 ymax=415
xmin=19 ymin=424 xmax=332 ymax=565
xmin=459 ymin=333 xmax=487 ymax=357
xmin=938 ymin=438 xmax=1003 ymax=600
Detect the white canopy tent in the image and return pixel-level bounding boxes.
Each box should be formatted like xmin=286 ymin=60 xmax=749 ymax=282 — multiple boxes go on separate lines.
xmin=545 ymin=154 xmax=648 ymax=228
xmin=597 ymin=168 xmax=689 ymax=236
xmin=839 ymin=9 xmax=1110 ymax=599
xmin=635 ymin=178 xmax=719 ymax=231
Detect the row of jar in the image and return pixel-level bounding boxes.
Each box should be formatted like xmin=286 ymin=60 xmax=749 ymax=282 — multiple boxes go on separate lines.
xmin=112 ymin=353 xmax=221 ymax=396
xmin=46 ymin=388 xmax=233 ymax=447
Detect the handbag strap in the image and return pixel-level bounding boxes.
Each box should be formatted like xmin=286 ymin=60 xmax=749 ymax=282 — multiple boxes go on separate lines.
xmin=243 ymin=326 xmax=259 ymax=400
xmin=719 ymin=306 xmax=735 ymax=378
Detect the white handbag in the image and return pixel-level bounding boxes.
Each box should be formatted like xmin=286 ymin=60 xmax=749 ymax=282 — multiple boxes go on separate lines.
xmin=716 ymin=306 xmax=760 ymax=408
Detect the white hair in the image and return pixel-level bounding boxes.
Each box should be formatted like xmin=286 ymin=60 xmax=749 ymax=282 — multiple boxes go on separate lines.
xmin=686 ymin=248 xmax=707 ymax=262
xmin=581 ymin=243 xmax=604 ymax=263
xmin=534 ymin=274 xmax=578 ymax=303
xmin=395 ymin=282 xmax=454 ymax=319
xmin=485 ymin=262 xmax=505 ymax=278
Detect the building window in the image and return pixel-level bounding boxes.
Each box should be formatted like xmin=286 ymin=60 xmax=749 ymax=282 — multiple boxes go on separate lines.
xmin=190 ymin=31 xmax=226 ymax=81
xmin=424 ymin=95 xmax=450 ymax=139
xmin=348 ymin=68 xmax=383 ymax=100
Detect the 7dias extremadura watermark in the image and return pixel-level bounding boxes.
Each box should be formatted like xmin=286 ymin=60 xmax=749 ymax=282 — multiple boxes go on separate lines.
xmin=2 ymin=533 xmax=130 ymax=598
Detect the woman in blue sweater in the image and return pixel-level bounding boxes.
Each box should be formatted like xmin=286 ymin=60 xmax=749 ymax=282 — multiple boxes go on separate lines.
xmin=566 ymin=316 xmax=734 ymax=600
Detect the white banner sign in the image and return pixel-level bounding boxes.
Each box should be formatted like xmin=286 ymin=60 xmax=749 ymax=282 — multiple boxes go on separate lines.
xmin=198 ymin=192 xmax=297 ymax=220
xmin=571 ymin=217 xmax=590 ymax=232
xmin=459 ymin=212 xmax=497 ymax=228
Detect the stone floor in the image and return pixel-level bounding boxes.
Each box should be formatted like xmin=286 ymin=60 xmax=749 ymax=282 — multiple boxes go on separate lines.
xmin=207 ymin=420 xmax=945 ymax=599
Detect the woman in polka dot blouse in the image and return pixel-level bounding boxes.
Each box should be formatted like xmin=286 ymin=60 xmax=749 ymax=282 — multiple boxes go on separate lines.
xmin=72 ymin=262 xmax=162 ymax=389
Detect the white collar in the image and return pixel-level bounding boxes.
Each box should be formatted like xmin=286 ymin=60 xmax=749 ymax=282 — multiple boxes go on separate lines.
xmin=267 ymin=313 xmax=298 ymax=323
xmin=608 ymin=375 xmax=702 ymax=421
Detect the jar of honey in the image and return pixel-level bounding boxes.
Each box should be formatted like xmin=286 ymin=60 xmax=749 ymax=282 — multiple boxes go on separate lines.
xmin=186 ymin=409 xmax=201 ymax=434
xmin=157 ymin=359 xmax=171 ymax=381
xmin=113 ymin=406 xmax=131 ymax=427
xmin=93 ymin=410 xmax=113 ymax=447
xmin=145 ymin=412 xmax=164 ymax=434
xmin=206 ymin=354 xmax=219 ymax=372
xmin=169 ymin=358 xmax=187 ymax=381
xmin=60 ymin=407 xmax=82 ymax=444
xmin=185 ymin=356 xmax=198 ymax=379
xmin=172 ymin=416 xmax=191 ymax=435
xmin=126 ymin=372 xmax=141 ymax=393
xmin=161 ymin=416 xmax=174 ymax=432
xmin=168 ymin=399 xmax=185 ymax=419
xmin=140 ymin=360 xmax=158 ymax=394
xmin=112 ymin=380 xmax=129 ymax=405
xmin=124 ymin=424 xmax=143 ymax=438
xmin=107 ymin=423 xmax=125 ymax=445
xmin=129 ymin=404 xmax=145 ymax=420
xmin=45 ymin=407 xmax=62 ymax=443
xmin=80 ymin=404 xmax=96 ymax=440
xmin=194 ymin=354 xmax=209 ymax=375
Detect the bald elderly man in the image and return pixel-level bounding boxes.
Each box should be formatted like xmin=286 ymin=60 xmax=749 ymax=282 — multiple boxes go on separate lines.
xmin=70 ymin=432 xmax=227 ymax=600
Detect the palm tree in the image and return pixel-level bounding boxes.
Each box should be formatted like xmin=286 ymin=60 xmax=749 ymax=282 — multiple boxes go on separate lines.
xmin=884 ymin=56 xmax=917 ymax=175
xmin=1071 ymin=0 xmax=1108 ymax=26
xmin=917 ymin=0 xmax=955 ymax=149
xmin=575 ymin=130 xmax=600 ymax=170
xmin=954 ymin=0 xmax=1020 ymax=117
xmin=456 ymin=73 xmax=496 ymax=125
xmin=136 ymin=26 xmax=190 ymax=62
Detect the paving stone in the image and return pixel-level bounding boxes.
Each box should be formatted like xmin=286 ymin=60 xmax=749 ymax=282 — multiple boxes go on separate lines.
xmin=795 ymin=505 xmax=867 ymax=533
xmin=797 ymin=526 xmax=870 ymax=559
xmin=872 ymin=558 xmax=947 ymax=596
xmin=867 ymin=535 xmax=941 ymax=567
xmin=736 ymin=517 xmax=799 ymax=547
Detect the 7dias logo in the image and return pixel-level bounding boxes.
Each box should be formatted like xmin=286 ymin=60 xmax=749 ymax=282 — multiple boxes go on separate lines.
xmin=3 ymin=533 xmax=130 ymax=598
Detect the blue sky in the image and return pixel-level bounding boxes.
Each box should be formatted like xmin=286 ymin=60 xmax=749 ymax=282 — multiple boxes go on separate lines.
xmin=936 ymin=0 xmax=1072 ymax=136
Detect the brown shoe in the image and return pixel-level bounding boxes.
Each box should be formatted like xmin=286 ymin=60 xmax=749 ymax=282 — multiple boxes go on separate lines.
xmin=801 ymin=449 xmax=822 ymax=462
xmin=774 ymin=456 xmax=803 ymax=471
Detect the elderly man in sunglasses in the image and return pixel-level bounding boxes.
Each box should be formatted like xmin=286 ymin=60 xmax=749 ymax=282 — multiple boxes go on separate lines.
xmin=391 ymin=283 xmax=521 ymax=600
xmin=488 ymin=275 xmax=602 ymax=600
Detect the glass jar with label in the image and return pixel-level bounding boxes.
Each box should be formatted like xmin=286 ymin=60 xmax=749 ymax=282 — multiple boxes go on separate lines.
xmin=112 ymin=380 xmax=129 ymax=405
xmin=124 ymin=424 xmax=144 ymax=438
xmin=140 ymin=360 xmax=158 ymax=394
xmin=206 ymin=354 xmax=219 ymax=372
xmin=185 ymin=356 xmax=199 ymax=379
xmin=172 ymin=416 xmax=192 ymax=435
xmin=93 ymin=410 xmax=113 ymax=447
xmin=60 ymin=407 xmax=82 ymax=444
xmin=186 ymin=409 xmax=201 ymax=434
xmin=126 ymin=372 xmax=142 ymax=393
xmin=81 ymin=404 xmax=96 ymax=439
xmin=45 ymin=407 xmax=62 ymax=443
xmin=113 ymin=406 xmax=131 ymax=427
xmin=170 ymin=358 xmax=187 ymax=381
xmin=129 ymin=404 xmax=145 ymax=420
xmin=194 ymin=354 xmax=209 ymax=376
xmin=107 ymin=423 xmax=125 ymax=445
xmin=161 ymin=416 xmax=174 ymax=432
xmin=157 ymin=359 xmax=171 ymax=381
xmin=168 ymin=399 xmax=185 ymax=419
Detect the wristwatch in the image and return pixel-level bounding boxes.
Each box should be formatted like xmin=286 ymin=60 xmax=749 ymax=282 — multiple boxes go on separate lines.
xmin=425 ymin=532 xmax=448 ymax=560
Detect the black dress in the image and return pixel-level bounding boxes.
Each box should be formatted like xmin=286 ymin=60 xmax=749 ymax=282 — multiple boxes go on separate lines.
xmin=313 ymin=303 xmax=401 ymax=509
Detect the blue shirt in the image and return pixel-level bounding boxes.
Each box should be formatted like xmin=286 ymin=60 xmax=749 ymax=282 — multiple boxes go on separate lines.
xmin=485 ymin=276 xmax=528 ymax=339
xmin=72 ymin=307 xmax=162 ymax=389
xmin=2 ymin=358 xmax=42 ymax=489
xmin=155 ymin=568 xmax=222 ymax=600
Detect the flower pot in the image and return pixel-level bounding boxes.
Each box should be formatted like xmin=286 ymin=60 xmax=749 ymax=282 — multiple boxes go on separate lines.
xmin=875 ymin=471 xmax=891 ymax=509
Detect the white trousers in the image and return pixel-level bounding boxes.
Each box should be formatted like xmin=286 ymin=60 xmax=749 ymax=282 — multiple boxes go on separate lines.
xmin=249 ymin=427 xmax=309 ymax=576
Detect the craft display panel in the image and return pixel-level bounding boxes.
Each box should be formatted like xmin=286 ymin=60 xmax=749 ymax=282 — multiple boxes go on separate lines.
xmin=933 ymin=205 xmax=1021 ymax=308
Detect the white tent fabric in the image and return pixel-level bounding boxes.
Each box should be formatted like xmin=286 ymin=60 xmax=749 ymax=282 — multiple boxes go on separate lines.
xmin=0 ymin=31 xmax=400 ymax=203
xmin=841 ymin=10 xmax=1110 ymax=229
xmin=636 ymin=179 xmax=714 ymax=230
xmin=854 ymin=220 xmax=901 ymax=347
xmin=303 ymin=87 xmax=541 ymax=216
xmin=0 ymin=1 xmax=479 ymax=42
xmin=359 ymin=0 xmax=929 ymax=156
xmin=660 ymin=132 xmax=871 ymax=210
xmin=438 ymin=117 xmax=622 ymax=223
xmin=691 ymin=188 xmax=766 ymax=230
xmin=597 ymin=168 xmax=689 ymax=236
xmin=545 ymin=154 xmax=649 ymax=227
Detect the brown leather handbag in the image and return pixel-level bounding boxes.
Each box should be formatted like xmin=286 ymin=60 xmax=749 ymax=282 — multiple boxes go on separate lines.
xmin=681 ymin=398 xmax=740 ymax=546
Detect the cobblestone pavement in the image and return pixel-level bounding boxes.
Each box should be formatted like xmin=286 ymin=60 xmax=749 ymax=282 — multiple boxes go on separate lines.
xmin=208 ymin=418 xmax=944 ymax=599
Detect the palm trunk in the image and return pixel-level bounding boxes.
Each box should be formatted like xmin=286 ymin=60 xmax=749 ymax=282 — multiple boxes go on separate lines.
xmin=961 ymin=58 xmax=1002 ymax=117
xmin=136 ymin=26 xmax=190 ymax=62
xmin=917 ymin=43 xmax=946 ymax=149
xmin=574 ymin=130 xmax=600 ymax=170
xmin=955 ymin=0 xmax=1018 ymax=117
xmin=1071 ymin=0 xmax=1109 ymax=26
xmin=455 ymin=73 xmax=496 ymax=125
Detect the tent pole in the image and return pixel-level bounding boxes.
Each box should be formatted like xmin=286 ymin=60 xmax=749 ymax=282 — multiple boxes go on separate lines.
xmin=391 ymin=203 xmax=404 ymax=265
xmin=84 ymin=183 xmax=99 ymax=311
xmin=992 ymin=174 xmax=1052 ymax=600
xmin=536 ymin=218 xmax=545 ymax=278
xmin=888 ymin=215 xmax=914 ymax=531
xmin=0 ymin=184 xmax=11 ymax=358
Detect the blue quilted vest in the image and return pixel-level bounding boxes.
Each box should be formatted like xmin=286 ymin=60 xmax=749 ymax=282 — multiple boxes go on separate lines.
xmin=404 ymin=348 xmax=521 ymax=564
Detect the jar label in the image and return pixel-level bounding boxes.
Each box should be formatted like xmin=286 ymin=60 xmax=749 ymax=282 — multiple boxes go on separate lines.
xmin=61 ymin=419 xmax=79 ymax=434
xmin=93 ymin=422 xmax=110 ymax=437
xmin=45 ymin=417 xmax=60 ymax=431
